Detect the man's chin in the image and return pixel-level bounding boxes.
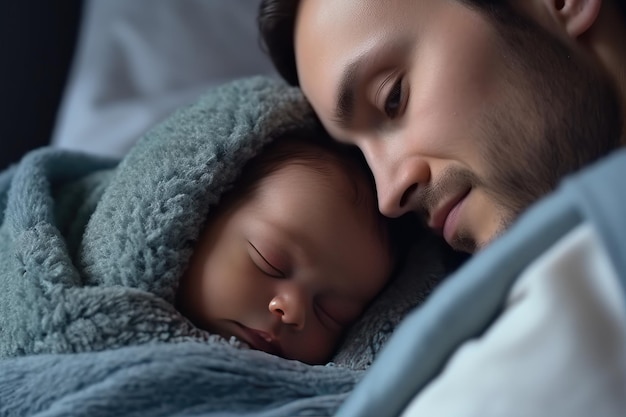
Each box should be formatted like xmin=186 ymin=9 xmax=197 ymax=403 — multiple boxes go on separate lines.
xmin=450 ymin=234 xmax=478 ymax=254
xmin=472 ymin=219 xmax=510 ymax=253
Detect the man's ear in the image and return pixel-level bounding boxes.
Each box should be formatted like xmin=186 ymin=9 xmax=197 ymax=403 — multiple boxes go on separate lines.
xmin=542 ymin=0 xmax=602 ymax=38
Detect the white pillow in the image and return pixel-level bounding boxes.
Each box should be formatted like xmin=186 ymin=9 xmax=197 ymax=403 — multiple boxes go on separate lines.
xmin=52 ymin=0 xmax=277 ymax=158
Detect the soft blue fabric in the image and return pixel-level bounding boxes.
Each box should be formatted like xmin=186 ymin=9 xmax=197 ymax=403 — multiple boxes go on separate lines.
xmin=0 ymin=75 xmax=447 ymax=416
xmin=561 ymin=148 xmax=626 ymax=284
xmin=337 ymin=149 xmax=626 ymax=417
xmin=0 ymin=76 xmax=315 ymax=359
xmin=0 ymin=342 xmax=362 ymax=417
xmin=0 ymin=77 xmax=374 ymax=415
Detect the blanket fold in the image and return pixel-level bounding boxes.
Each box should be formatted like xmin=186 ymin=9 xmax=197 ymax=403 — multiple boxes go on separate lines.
xmin=0 ymin=76 xmax=315 ymax=358
xmin=0 ymin=342 xmax=362 ymax=417
xmin=0 ymin=76 xmax=451 ymax=416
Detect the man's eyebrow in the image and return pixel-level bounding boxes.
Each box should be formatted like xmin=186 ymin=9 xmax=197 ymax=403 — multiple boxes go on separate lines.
xmin=334 ymin=60 xmax=360 ymax=129
xmin=333 ymin=40 xmax=411 ymax=129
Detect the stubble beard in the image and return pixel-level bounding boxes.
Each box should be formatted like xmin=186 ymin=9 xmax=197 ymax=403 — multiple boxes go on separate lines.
xmin=410 ymin=3 xmax=622 ymax=254
xmin=472 ymin=4 xmax=623 ymax=247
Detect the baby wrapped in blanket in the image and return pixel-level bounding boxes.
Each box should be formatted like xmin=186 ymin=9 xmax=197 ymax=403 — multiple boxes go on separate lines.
xmin=175 ymin=128 xmax=395 ymax=364
xmin=0 ymin=76 xmax=451 ymax=366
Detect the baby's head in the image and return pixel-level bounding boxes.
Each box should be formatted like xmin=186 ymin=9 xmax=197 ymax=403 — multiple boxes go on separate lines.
xmin=177 ymin=131 xmax=395 ymax=364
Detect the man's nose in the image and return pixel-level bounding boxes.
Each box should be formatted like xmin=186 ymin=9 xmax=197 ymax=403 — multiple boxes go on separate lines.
xmin=269 ymin=285 xmax=306 ymax=331
xmin=361 ymin=142 xmax=430 ymax=218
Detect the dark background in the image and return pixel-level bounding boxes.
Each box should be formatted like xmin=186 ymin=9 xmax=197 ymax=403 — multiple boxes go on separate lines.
xmin=1 ymin=1 xmax=83 ymax=170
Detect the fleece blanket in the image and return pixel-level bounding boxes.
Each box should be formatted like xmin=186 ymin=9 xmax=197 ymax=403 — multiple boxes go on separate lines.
xmin=0 ymin=76 xmax=451 ymax=416
xmin=1 ymin=342 xmax=362 ymax=417
xmin=0 ymin=76 xmax=318 ymax=358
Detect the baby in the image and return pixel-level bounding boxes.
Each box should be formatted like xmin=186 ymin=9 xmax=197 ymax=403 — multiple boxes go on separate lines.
xmin=0 ymin=76 xmax=413 ymax=367
xmin=177 ymin=132 xmax=396 ymax=364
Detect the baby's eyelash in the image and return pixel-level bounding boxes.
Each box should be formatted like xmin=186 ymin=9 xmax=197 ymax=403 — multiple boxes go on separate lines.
xmin=248 ymin=242 xmax=285 ymax=278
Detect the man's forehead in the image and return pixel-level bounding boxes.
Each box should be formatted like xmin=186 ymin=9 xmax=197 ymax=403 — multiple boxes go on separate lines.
xmin=294 ymin=0 xmax=396 ymax=132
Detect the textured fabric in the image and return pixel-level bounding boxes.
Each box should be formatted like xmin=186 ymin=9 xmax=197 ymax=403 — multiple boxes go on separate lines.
xmin=0 ymin=342 xmax=362 ymax=417
xmin=0 ymin=75 xmax=450 ymax=416
xmin=0 ymin=76 xmax=315 ymax=358
xmin=333 ymin=236 xmax=448 ymax=370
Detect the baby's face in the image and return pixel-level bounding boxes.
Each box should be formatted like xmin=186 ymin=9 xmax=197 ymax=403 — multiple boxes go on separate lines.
xmin=177 ymin=162 xmax=392 ymax=364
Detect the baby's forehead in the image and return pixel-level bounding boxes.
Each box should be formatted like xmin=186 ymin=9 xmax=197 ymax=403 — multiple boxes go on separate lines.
xmin=247 ymin=136 xmax=390 ymax=236
xmin=282 ymin=148 xmax=374 ymax=201
xmin=296 ymin=154 xmax=392 ymax=253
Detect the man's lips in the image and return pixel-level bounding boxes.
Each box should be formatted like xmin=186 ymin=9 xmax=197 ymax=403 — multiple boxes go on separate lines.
xmin=428 ymin=188 xmax=470 ymax=245
xmin=236 ymin=324 xmax=283 ymax=357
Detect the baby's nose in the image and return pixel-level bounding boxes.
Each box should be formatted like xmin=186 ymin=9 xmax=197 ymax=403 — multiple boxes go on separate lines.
xmin=269 ymin=287 xmax=306 ymax=330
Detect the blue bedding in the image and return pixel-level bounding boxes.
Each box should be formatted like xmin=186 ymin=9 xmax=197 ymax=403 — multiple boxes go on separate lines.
xmin=1 ymin=342 xmax=361 ymax=416
xmin=2 ymin=75 xmax=623 ymax=417
xmin=0 ymin=77 xmax=316 ymax=359
xmin=0 ymin=76 xmax=448 ymax=416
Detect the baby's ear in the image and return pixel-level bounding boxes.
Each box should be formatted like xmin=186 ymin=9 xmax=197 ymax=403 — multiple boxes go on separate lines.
xmin=540 ymin=0 xmax=602 ymax=38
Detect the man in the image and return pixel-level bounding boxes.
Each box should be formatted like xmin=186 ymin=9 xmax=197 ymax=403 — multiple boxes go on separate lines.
xmin=258 ymin=2 xmax=626 ymax=416
xmin=258 ymin=0 xmax=625 ymax=253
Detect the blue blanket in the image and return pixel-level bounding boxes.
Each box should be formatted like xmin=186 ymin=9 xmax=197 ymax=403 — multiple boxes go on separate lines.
xmin=3 ymin=76 xmax=622 ymax=416
xmin=0 ymin=76 xmax=451 ymax=416
xmin=1 ymin=342 xmax=361 ymax=417
xmin=0 ymin=77 xmax=316 ymax=359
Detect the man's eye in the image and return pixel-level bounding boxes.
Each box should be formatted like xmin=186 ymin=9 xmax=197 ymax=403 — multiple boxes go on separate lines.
xmin=384 ymin=77 xmax=403 ymax=119
xmin=248 ymin=242 xmax=285 ymax=278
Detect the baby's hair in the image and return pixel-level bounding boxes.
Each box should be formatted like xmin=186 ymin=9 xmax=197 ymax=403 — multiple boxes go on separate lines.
xmin=239 ymin=131 xmax=375 ymax=208
xmin=215 ymin=126 xmax=394 ymax=255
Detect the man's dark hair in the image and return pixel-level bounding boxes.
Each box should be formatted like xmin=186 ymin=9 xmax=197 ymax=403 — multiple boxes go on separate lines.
xmin=258 ymin=0 xmax=302 ymax=86
xmin=256 ymin=0 xmax=512 ymax=86
xmin=258 ymin=0 xmax=626 ymax=86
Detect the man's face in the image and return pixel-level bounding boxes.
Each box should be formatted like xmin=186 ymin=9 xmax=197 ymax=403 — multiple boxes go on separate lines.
xmin=176 ymin=162 xmax=392 ymax=365
xmin=294 ymin=0 xmax=622 ymax=253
